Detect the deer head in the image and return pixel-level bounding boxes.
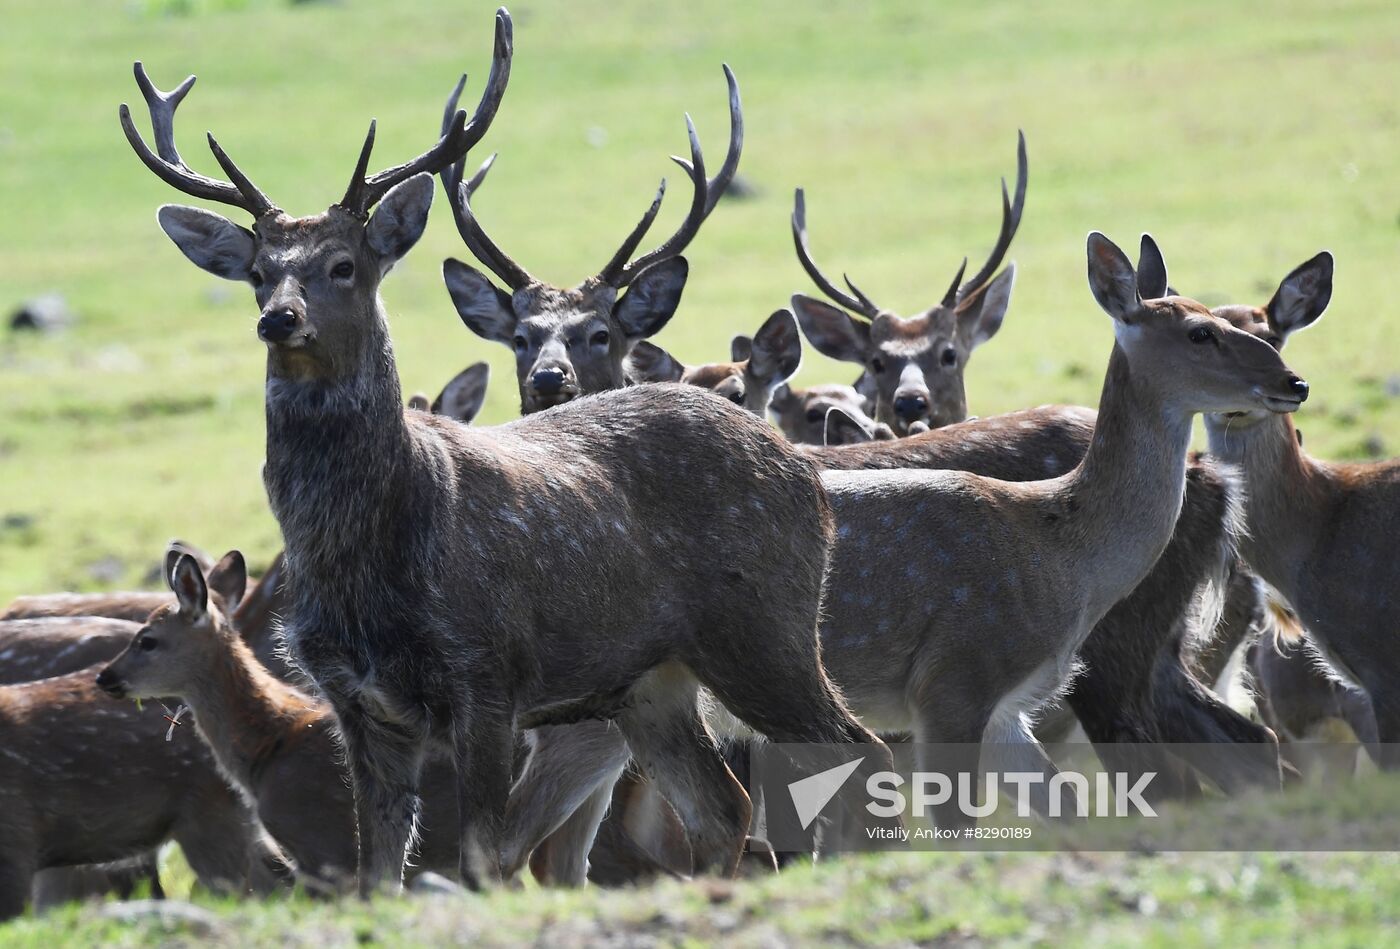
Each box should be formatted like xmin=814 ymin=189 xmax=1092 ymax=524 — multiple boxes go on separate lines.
xmin=122 ymin=11 xmax=513 ymax=389
xmin=1086 ymin=232 xmax=1310 ymax=416
xmin=767 ymin=382 xmax=880 ymax=445
xmin=626 ymin=308 xmax=801 ymax=414
xmin=97 ymin=551 xmax=248 ymax=701
xmin=440 ymin=67 xmax=743 ymax=414
xmin=789 ymin=133 xmax=1026 ymax=436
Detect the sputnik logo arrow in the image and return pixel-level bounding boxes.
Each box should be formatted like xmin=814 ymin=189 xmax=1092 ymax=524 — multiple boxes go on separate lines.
xmin=787 ymin=756 xmax=865 ymax=830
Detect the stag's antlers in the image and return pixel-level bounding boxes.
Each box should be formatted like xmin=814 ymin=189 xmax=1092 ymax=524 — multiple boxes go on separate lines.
xmin=122 ymin=8 xmax=514 ymax=220
xmin=442 ymin=64 xmax=743 ymax=291
xmin=793 ymin=130 xmax=1028 ymax=318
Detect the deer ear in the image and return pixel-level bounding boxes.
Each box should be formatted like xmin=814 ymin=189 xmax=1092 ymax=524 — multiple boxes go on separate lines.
xmin=169 ymin=553 xmax=208 ymax=618
xmin=366 ymin=174 xmax=433 ymax=269
xmin=851 ymin=371 xmax=877 ymax=411
xmin=625 ymin=340 xmax=686 ymax=383
xmin=443 ymin=258 xmax=517 ymax=344
xmin=615 ymin=258 xmax=688 ymax=340
xmin=956 ymin=264 xmax=1015 ymax=350
xmin=157 ymin=205 xmax=256 ymax=282
xmin=748 ymin=309 xmax=803 ymax=387
xmin=824 ymin=405 xmax=876 ymax=445
xmin=730 ymin=334 xmax=753 ymax=363
xmin=206 ymin=550 xmax=247 ymax=614
xmin=790 ymin=295 xmax=871 ymax=364
xmin=432 ymin=362 xmax=491 ymax=424
xmin=1086 ymin=232 xmax=1141 ymax=321
xmin=1136 ymin=234 xmax=1169 ymax=299
xmin=1266 ymin=251 xmax=1333 ymax=339
xmin=768 ymin=382 xmax=798 ymax=416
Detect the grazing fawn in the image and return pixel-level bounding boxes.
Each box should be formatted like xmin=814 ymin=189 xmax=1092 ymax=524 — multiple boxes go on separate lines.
xmin=790 ymin=134 xmax=1025 ymax=435
xmin=98 ymin=553 xmax=463 ymax=893
xmin=1202 ymin=250 xmax=1400 ymax=766
xmin=0 ymin=663 xmax=281 ymax=920
xmin=441 ymin=68 xmax=742 ymax=413
xmin=126 ymin=10 xmax=891 ymax=893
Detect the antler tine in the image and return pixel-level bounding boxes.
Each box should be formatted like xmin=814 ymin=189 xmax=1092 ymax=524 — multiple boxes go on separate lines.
xmin=448 ymin=174 xmax=535 ymax=290
xmin=701 ymin=63 xmax=743 ymax=217
xmin=346 ymin=7 xmax=514 ymax=214
xmin=599 ymin=64 xmax=743 ymax=289
xmin=939 ymin=257 xmax=968 ymax=309
xmin=120 ymin=61 xmax=277 ymax=218
xmin=790 ymin=188 xmax=880 ymax=318
xmin=597 ymin=180 xmax=668 ymax=286
xmin=954 ymin=129 xmax=1027 ymax=308
xmin=439 ymin=73 xmax=471 ymax=198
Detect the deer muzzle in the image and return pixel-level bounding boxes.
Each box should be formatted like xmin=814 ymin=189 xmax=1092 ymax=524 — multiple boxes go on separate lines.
xmin=95 ymin=667 xmax=127 ymax=699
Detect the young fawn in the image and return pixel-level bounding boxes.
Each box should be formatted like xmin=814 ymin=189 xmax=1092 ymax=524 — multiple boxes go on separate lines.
xmin=0 ymin=663 xmax=280 ymax=920
xmin=98 ymin=553 xmax=463 ymax=893
xmin=127 ymin=10 xmax=891 ymax=893
xmin=1202 ymin=251 xmax=1400 ymax=766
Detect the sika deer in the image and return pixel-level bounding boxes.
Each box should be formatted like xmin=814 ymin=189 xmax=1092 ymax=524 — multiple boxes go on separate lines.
xmin=405 ymin=361 xmax=491 ymax=422
xmin=440 ymin=67 xmax=742 ymax=413
xmin=126 ymin=13 xmax=892 ymax=894
xmin=1202 ymin=251 xmax=1400 ymax=766
xmin=790 ymin=134 xmax=1025 ymax=434
xmin=769 ymin=382 xmax=887 ymax=445
xmin=626 ymin=309 xmax=803 ymax=413
xmin=97 ymin=553 xmax=464 ymax=893
xmin=804 ymin=232 xmax=1306 ymax=823
xmin=0 ymin=664 xmax=282 ymax=920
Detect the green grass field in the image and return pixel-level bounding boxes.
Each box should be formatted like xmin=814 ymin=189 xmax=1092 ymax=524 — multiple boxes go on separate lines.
xmin=2 ymin=0 xmax=1400 ymax=942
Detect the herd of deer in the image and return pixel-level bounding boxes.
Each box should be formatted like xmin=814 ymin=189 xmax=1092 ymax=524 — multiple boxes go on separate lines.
xmin=3 ymin=7 xmax=1398 ymax=921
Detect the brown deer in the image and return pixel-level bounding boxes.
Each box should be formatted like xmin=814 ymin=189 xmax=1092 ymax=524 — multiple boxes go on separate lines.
xmin=125 ymin=11 xmax=893 ymax=895
xmin=625 ymin=309 xmax=803 ymax=413
xmin=1201 ymin=251 xmax=1400 ymax=766
xmin=2 ymin=540 xmax=216 ymax=623
xmin=0 ymin=662 xmax=284 ymax=920
xmin=440 ymin=66 xmax=741 ymax=413
xmin=97 ymin=553 xmax=466 ymax=893
xmin=769 ymin=382 xmax=888 ymax=445
xmin=790 ymin=134 xmax=1025 ymax=435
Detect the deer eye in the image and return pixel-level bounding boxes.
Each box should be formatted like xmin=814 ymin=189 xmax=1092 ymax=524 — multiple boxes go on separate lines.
xmin=331 ymin=260 xmax=355 ymax=280
xmin=590 ymin=330 xmax=611 ymax=348
xmin=1188 ymin=326 xmax=1215 ymax=344
xmin=512 ymin=335 xmax=528 ymax=353
xmin=249 ymin=270 xmax=265 ymax=289
xmin=805 ymin=407 xmax=825 ymax=423
xmin=941 ymin=346 xmax=957 ymax=367
xmin=871 ymin=358 xmax=886 ymax=374
xmin=138 ymin=636 xmax=158 ymax=652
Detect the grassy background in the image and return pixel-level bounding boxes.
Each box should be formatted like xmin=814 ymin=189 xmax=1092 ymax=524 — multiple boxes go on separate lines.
xmin=1 ymin=0 xmax=1398 ymax=600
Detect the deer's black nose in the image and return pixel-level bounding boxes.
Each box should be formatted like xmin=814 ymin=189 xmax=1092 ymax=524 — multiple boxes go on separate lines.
xmin=1288 ymin=376 xmax=1309 ymax=401
xmin=532 ymin=367 xmax=567 ymax=395
xmin=893 ymin=394 xmax=928 ymax=421
xmin=258 ymin=307 xmax=298 ymax=343
xmin=95 ymin=668 xmax=124 ymax=698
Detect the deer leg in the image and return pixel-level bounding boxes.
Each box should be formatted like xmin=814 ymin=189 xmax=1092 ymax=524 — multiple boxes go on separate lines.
xmin=1150 ymin=654 xmax=1282 ymax=792
xmin=448 ymin=702 xmax=513 ymax=891
xmin=531 ymin=775 xmax=622 ymax=886
xmin=501 ymin=721 xmax=631 ymax=883
xmin=174 ymin=794 xmax=288 ymax=897
xmin=0 ymin=852 xmax=34 ymax=923
xmin=613 ymin=664 xmax=748 ymax=877
xmin=334 ymin=707 xmax=427 ymax=898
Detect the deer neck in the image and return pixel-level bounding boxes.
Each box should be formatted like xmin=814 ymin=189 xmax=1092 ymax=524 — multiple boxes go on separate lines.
xmin=1205 ymin=410 xmax=1322 ymax=596
xmin=262 ymin=303 xmax=413 ymax=570
xmin=1061 ymin=342 xmax=1193 ymax=612
xmin=184 ymin=637 xmax=325 ymax=794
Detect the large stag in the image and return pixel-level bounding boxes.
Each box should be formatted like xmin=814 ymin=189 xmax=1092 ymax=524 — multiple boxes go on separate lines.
xmin=123 ymin=9 xmax=892 ymax=894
